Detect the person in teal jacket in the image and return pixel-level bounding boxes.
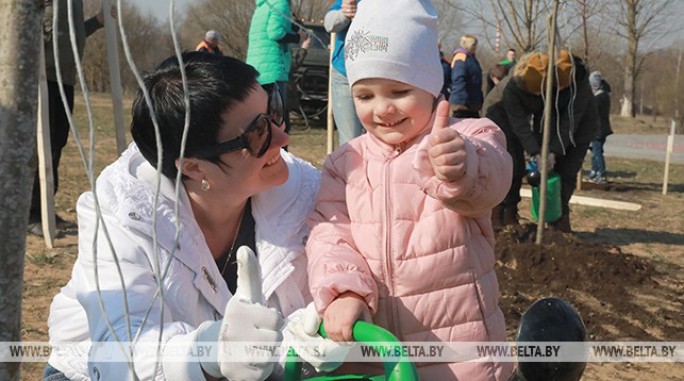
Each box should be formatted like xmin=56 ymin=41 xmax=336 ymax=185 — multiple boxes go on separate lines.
xmin=246 ymin=0 xmax=307 ymax=141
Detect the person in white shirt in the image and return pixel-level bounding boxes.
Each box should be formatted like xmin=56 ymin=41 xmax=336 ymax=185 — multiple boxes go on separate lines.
xmin=44 ymin=52 xmax=341 ymax=381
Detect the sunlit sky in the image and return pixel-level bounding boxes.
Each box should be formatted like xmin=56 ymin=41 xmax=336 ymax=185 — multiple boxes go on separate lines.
xmin=133 ymin=0 xmax=684 ymax=49
xmin=133 ymin=0 xmax=192 ymax=20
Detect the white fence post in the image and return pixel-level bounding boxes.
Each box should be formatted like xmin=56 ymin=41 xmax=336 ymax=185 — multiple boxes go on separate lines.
xmin=37 ymin=43 xmax=57 ymax=247
xmin=662 ymin=119 xmax=676 ymax=195
xmin=103 ymin=0 xmax=126 ymax=155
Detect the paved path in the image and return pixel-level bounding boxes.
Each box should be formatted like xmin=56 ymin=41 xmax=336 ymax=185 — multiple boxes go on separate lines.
xmin=605 ymin=134 xmax=684 ymax=164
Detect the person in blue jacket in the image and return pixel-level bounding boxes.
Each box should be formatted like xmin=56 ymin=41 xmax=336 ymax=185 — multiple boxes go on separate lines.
xmin=325 ymin=0 xmax=365 ymax=145
xmin=449 ymin=34 xmax=484 ymax=118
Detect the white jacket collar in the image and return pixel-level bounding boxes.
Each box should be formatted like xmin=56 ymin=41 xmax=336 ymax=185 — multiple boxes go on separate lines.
xmin=102 ymin=144 xmax=317 ymax=308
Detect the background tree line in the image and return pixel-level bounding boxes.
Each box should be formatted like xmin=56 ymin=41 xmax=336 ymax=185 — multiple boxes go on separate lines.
xmin=81 ymin=0 xmax=683 ymax=122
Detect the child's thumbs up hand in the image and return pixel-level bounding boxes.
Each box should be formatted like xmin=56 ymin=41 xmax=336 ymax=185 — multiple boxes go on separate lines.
xmin=429 ymin=100 xmax=467 ymax=182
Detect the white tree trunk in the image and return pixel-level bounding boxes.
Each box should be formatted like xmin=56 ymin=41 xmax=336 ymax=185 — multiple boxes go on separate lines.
xmin=620 ymin=94 xmax=633 ymax=117
xmin=0 ymin=0 xmax=43 ymax=379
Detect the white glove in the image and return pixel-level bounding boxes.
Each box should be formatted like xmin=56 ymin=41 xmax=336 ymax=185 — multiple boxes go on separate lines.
xmin=547 ymin=152 xmax=556 ymax=170
xmin=284 ymin=302 xmax=352 ymax=372
xmin=198 ymin=246 xmax=284 ymax=380
xmin=533 ymin=152 xmax=556 ymax=173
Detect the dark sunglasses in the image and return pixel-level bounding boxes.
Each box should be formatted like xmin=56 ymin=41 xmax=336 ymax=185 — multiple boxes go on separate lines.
xmin=192 ymin=84 xmax=284 ymax=159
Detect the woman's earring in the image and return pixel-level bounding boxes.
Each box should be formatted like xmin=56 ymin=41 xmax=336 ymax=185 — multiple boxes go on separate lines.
xmin=201 ymin=179 xmax=211 ymax=191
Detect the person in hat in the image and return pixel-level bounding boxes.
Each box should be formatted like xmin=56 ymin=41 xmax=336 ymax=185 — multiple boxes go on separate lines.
xmin=196 ymin=30 xmax=223 ymax=55
xmin=483 ymin=52 xmax=549 ymax=227
xmin=305 ymin=0 xmax=513 ymax=378
xmin=543 ymin=50 xmax=599 ymax=232
xmin=587 ymin=70 xmax=613 ymax=184
xmin=483 ymin=50 xmax=599 ymax=232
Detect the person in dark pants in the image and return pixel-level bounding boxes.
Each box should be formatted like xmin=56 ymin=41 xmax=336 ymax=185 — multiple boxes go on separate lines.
xmin=483 ymin=51 xmax=599 ymax=232
xmin=485 ymin=63 xmax=507 ymax=95
xmin=28 ymin=0 xmax=111 ymax=237
xmin=549 ymin=51 xmax=600 ymax=232
xmin=246 ymin=0 xmax=308 ymax=149
xmin=588 ymin=71 xmax=613 ymax=184
xmin=325 ymin=0 xmax=365 ymax=145
xmin=483 ymin=53 xmax=547 ymax=227
xmin=439 ymin=50 xmax=452 ymax=99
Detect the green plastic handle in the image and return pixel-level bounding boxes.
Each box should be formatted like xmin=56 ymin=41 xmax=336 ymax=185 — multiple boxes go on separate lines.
xmin=284 ymin=321 xmax=419 ymax=381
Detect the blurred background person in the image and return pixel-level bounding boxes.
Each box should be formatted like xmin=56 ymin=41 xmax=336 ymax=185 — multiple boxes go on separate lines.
xmin=439 ymin=49 xmax=452 ymax=99
xmin=587 ymin=71 xmax=613 ymax=184
xmin=550 ymin=51 xmax=600 ymax=232
xmin=483 ymin=51 xmax=598 ymax=232
xmin=499 ymin=48 xmax=517 ymax=73
xmin=325 ymin=0 xmax=364 ymax=145
xmin=483 ymin=53 xmax=547 ymax=227
xmin=485 ymin=63 xmax=507 ymax=95
xmin=247 ymin=0 xmax=308 ymax=147
xmin=28 ymin=0 xmax=112 ymax=237
xmin=449 ymin=34 xmax=483 ymax=118
xmin=195 ymin=30 xmax=223 ymax=55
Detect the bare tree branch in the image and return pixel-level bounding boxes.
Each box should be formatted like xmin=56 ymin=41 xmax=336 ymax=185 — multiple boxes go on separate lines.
xmin=614 ymin=0 xmax=676 ymax=117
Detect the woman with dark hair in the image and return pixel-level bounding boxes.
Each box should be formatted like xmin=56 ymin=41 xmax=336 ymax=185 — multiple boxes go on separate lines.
xmin=43 ymin=52 xmax=332 ymax=380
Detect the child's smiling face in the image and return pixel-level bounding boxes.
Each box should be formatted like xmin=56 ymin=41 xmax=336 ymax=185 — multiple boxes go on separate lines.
xmin=352 ymin=78 xmax=435 ymax=147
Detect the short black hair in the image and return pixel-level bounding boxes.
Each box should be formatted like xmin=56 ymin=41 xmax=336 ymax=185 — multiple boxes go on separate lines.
xmin=131 ymin=51 xmax=260 ymax=179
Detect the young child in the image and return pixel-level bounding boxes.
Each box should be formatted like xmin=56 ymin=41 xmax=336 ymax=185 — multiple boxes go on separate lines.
xmin=306 ymin=0 xmax=514 ymax=379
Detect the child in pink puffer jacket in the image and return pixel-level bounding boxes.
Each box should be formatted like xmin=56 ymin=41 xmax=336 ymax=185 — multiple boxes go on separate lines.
xmin=306 ymin=0 xmax=513 ymax=379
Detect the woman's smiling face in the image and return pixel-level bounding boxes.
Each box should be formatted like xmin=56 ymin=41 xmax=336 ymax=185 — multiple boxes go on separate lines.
xmin=351 ymin=78 xmax=435 ymax=147
xmin=207 ymin=86 xmax=290 ymax=197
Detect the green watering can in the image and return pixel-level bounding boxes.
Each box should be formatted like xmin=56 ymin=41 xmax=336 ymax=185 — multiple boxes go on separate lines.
xmin=530 ymin=171 xmax=562 ymax=223
xmin=283 ymin=321 xmax=419 ymax=381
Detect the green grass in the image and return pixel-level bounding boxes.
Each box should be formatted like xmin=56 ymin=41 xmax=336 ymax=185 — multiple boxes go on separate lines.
xmin=22 ymin=276 xmax=62 ymax=298
xmin=26 ymin=251 xmax=59 ymax=266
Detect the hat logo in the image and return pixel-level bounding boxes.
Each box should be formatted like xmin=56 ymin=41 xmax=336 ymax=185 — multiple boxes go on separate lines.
xmin=345 ymin=29 xmax=389 ymax=61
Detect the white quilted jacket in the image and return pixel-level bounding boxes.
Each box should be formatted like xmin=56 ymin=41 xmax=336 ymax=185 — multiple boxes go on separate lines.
xmin=47 ymin=144 xmax=320 ymax=380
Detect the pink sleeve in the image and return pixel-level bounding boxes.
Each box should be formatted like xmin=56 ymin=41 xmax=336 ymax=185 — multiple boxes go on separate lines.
xmin=413 ymin=117 xmax=513 ymax=216
xmin=306 ymin=155 xmax=378 ymax=315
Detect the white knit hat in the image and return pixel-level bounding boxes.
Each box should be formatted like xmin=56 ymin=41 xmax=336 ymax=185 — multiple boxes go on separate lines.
xmin=344 ymin=0 xmax=442 ymax=97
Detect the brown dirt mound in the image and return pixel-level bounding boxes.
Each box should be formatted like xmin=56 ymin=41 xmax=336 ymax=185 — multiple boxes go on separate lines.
xmin=495 ymin=224 xmax=684 ymax=341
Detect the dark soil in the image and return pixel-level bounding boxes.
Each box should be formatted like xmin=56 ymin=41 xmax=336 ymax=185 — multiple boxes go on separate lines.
xmin=494 ymin=223 xmax=684 ymax=341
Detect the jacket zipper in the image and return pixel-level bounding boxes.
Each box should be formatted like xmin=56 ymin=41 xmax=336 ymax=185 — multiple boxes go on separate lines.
xmin=382 ymin=145 xmax=402 ymax=336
